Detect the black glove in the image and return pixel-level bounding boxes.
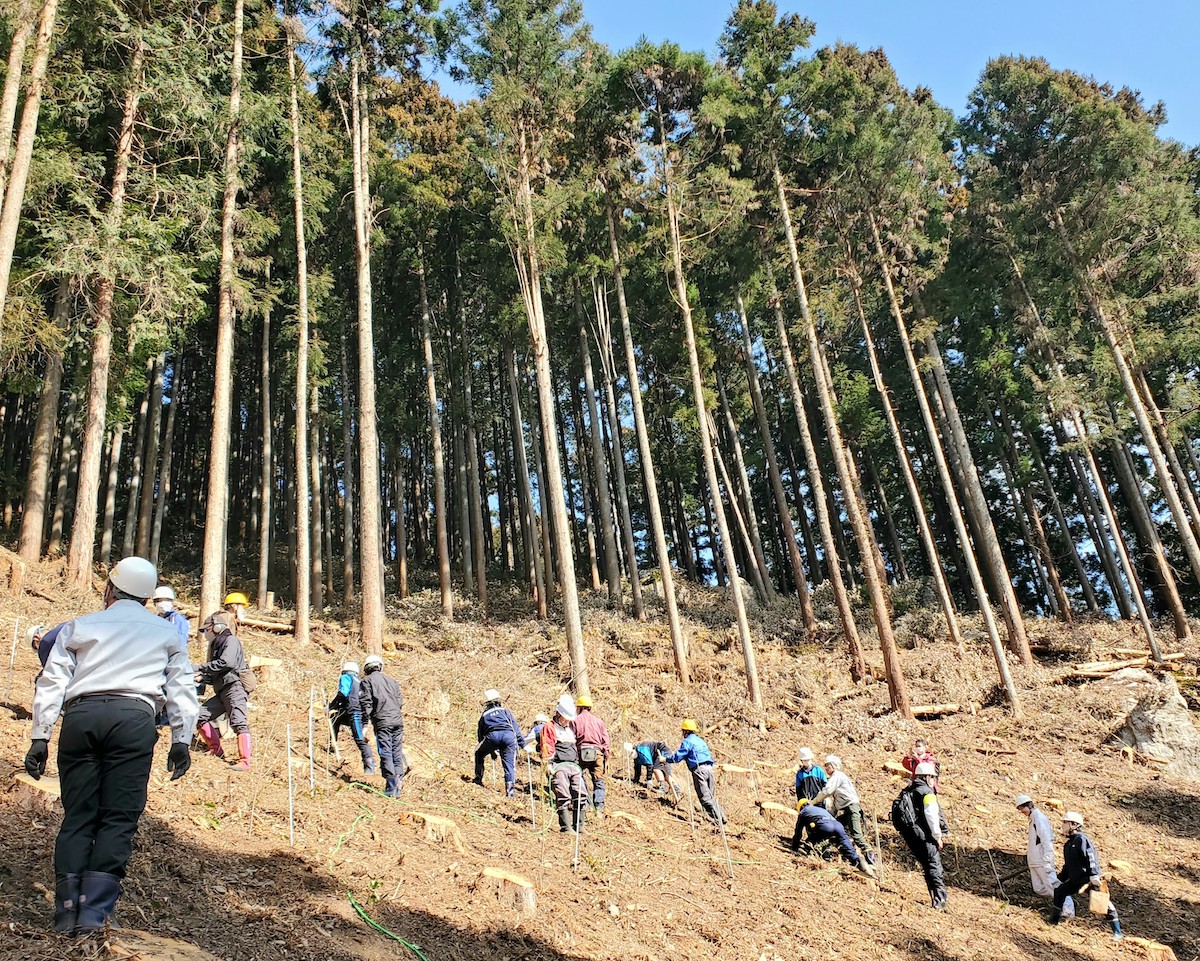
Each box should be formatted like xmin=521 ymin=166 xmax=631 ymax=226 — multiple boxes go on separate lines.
xmin=167 ymin=743 xmax=191 ymax=781
xmin=25 ymin=739 xmax=49 ymax=779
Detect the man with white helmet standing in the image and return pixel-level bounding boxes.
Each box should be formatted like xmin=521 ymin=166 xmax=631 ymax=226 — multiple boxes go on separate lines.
xmin=1015 ymin=794 xmax=1058 ymax=898
xmin=328 ymin=660 xmax=376 ymax=775
xmin=812 ymin=755 xmax=874 ymax=866
xmin=152 ymin=586 xmax=190 ymax=647
xmin=359 ymin=655 xmax=407 ymax=798
xmin=473 ymin=688 xmax=522 ymax=797
xmin=890 ymin=761 xmax=948 ymax=909
xmin=1050 ymin=811 xmax=1122 ymax=940
xmin=24 ymin=556 xmax=199 ymax=935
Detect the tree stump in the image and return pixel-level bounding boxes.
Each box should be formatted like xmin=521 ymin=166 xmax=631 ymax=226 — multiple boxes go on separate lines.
xmin=106 ymin=930 xmax=224 ymax=961
xmin=406 ymin=812 xmax=465 ymax=852
xmin=1124 ymin=937 xmax=1177 ymax=961
xmin=607 ymin=810 xmax=645 ymax=831
xmin=9 ymin=772 xmax=61 ymax=814
xmin=8 ymin=556 xmax=25 ymax=596
xmin=756 ymin=800 xmax=796 ymax=828
xmin=477 ymin=866 xmax=536 ymax=917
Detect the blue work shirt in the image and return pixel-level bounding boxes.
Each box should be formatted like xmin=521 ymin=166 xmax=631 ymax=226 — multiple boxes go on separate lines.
xmin=159 ymin=609 xmax=190 ymax=647
xmin=664 ymin=732 xmax=713 ymax=770
xmin=478 ymin=705 xmax=522 ymax=742
xmin=795 ymin=765 xmax=828 ymax=802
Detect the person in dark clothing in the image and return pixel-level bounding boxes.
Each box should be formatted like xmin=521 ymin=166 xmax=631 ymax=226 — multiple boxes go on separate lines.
xmin=790 ymin=747 xmax=829 ymax=850
xmin=195 ymin=612 xmax=253 ymax=771
xmin=328 ymin=661 xmax=376 ymax=775
xmin=1050 ymin=811 xmax=1122 ymax=940
xmin=632 ymin=740 xmax=670 ymax=788
xmin=892 ymin=762 xmax=947 ymax=909
xmin=474 ymin=688 xmax=523 ymax=797
xmin=359 ymin=655 xmax=407 ymax=798
xmin=24 ymin=556 xmax=198 ymax=935
xmin=794 ymin=803 xmax=876 ymax=877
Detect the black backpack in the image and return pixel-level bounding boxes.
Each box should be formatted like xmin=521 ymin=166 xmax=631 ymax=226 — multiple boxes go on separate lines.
xmin=891 ymin=785 xmax=925 ymax=842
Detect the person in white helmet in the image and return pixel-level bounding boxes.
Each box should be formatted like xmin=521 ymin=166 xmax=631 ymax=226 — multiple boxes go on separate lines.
xmin=1050 ymin=811 xmax=1122 ymax=940
xmin=473 ymin=688 xmax=523 ymax=797
xmin=1015 ymin=794 xmax=1058 ymax=898
xmin=890 ymin=761 xmax=948 ymax=909
xmin=812 ymin=755 xmax=874 ymax=865
xmin=328 ymin=660 xmax=376 ymax=775
xmin=24 ymin=556 xmax=199 ymax=935
xmin=359 ymin=654 xmax=407 ymax=798
xmin=152 ymin=585 xmax=190 ymax=647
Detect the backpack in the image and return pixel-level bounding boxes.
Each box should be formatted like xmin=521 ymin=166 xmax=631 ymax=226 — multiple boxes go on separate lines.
xmin=891 ymin=786 xmax=925 ymax=841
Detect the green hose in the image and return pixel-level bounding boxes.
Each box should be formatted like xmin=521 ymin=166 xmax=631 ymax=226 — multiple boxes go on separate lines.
xmin=347 ymin=890 xmax=430 ymax=961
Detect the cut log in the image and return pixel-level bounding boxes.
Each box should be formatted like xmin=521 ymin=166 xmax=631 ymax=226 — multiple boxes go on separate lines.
xmin=477 ymin=866 xmax=536 ymax=916
xmin=974 ymin=746 xmax=1017 ymax=756
xmin=1124 ymin=937 xmax=1177 ymax=961
xmin=882 ymin=759 xmax=910 ymax=777
xmin=406 ymin=812 xmax=465 ymax=852
xmin=1075 ymin=657 xmax=1150 ymax=672
xmin=607 ymin=810 xmax=645 ymax=831
xmin=1109 ymin=859 xmax=1134 ymax=875
xmin=911 ymin=703 xmax=960 ymax=718
xmin=1043 ymin=798 xmax=1064 ymax=812
xmin=720 ymin=763 xmax=755 ymax=775
xmin=9 ymin=772 xmax=61 ymax=813
xmin=105 ymin=931 xmax=224 ymax=961
xmin=756 ymin=800 xmax=797 ymax=825
xmin=240 ymin=616 xmax=295 ymax=633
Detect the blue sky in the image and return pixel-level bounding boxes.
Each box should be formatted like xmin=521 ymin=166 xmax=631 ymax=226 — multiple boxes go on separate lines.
xmin=566 ymin=0 xmax=1198 ymax=145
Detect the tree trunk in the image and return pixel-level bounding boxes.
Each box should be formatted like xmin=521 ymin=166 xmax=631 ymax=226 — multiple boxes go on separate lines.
xmin=121 ymin=357 xmax=152 ymax=558
xmin=456 ymin=252 xmax=487 ymax=609
xmin=866 ymin=211 xmax=1021 ymax=713
xmin=17 ymin=275 xmax=68 ymax=562
xmin=340 ymin=332 xmax=356 ymax=608
xmin=0 ymin=0 xmax=34 ymax=207
xmin=134 ymin=351 xmax=164 ymax=557
xmin=606 ymin=202 xmax=687 ymax=676
xmin=1027 ymin=431 xmax=1099 ymax=614
xmin=256 ymin=311 xmax=272 ymax=607
xmin=48 ymin=390 xmax=78 ymax=556
xmin=395 ymin=462 xmax=408 ymax=598
xmin=349 ymin=48 xmax=384 ymax=651
xmin=1136 ymin=370 xmax=1200 ymax=548
xmin=574 ymin=384 xmax=602 ymax=590
xmin=736 ymin=293 xmax=815 ymax=630
xmin=98 ymin=415 xmax=124 ymax=567
xmin=66 ymin=29 xmax=143 ymax=586
xmin=578 ymin=307 xmax=621 ymax=605
xmin=149 ymin=354 xmax=182 ymax=568
xmin=505 ymin=343 xmax=546 ymax=618
xmin=418 ymin=248 xmax=454 ymax=618
xmin=0 ymin=0 xmax=58 ymax=341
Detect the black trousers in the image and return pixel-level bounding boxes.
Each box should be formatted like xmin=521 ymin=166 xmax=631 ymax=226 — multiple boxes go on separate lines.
xmin=902 ymin=833 xmax=946 ymax=904
xmin=55 ymin=696 xmax=157 ymax=878
xmin=197 ymin=682 xmax=249 ymax=734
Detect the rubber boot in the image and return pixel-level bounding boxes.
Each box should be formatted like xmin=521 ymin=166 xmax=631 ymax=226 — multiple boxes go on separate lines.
xmin=505 ymin=782 xmax=515 ymax=798
xmin=53 ymin=874 xmax=80 ymax=935
xmin=198 ymin=723 xmax=224 ymax=758
xmin=233 ymin=733 xmax=252 ymax=771
xmin=358 ymin=741 xmax=376 ymax=776
xmin=1111 ymin=919 xmax=1123 ymax=942
xmin=1046 ymin=907 xmax=1062 ymax=925
xmin=76 ymin=871 xmax=122 ymax=933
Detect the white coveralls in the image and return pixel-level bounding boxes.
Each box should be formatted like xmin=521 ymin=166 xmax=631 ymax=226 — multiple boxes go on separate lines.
xmin=1027 ymin=807 xmax=1059 ymax=897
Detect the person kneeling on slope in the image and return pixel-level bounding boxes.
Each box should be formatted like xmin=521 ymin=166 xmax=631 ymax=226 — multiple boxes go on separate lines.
xmin=794 ymin=802 xmax=876 ymax=878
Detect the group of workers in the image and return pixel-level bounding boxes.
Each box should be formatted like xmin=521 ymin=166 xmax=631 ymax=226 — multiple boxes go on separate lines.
xmin=16 ymin=556 xmax=1126 ymax=945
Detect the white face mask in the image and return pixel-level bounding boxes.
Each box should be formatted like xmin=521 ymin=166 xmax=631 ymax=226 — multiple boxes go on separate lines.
xmin=155 ymin=600 xmax=174 ymax=613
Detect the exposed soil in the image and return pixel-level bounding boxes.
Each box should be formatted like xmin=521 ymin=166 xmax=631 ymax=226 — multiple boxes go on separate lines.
xmin=2 ymin=561 xmax=1199 ymax=961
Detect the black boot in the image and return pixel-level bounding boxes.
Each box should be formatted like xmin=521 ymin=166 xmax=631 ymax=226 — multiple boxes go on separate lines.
xmin=53 ymin=874 xmax=81 ymax=935
xmin=76 ymin=871 xmax=122 ymax=933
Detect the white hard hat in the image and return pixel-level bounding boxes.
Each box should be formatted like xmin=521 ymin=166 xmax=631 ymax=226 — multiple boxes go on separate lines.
xmin=914 ymin=762 xmax=937 ymax=777
xmin=534 ymin=713 xmax=550 ymax=724
xmin=342 ymin=661 xmax=361 ymax=675
xmin=1014 ymin=794 xmax=1033 ymax=808
xmin=364 ymin=654 xmax=384 ymax=672
xmin=1062 ymin=811 xmax=1084 ymax=826
xmin=108 ymin=556 xmax=158 ymax=599
xmin=27 ymin=623 xmax=47 ymax=641
xmin=555 ymin=694 xmax=577 ymax=721
xmin=825 ymin=754 xmax=842 ymax=769
xmin=153 ymin=585 xmax=175 ymax=602
xmin=483 ymin=688 xmax=501 ymax=704
xmin=797 ymin=747 xmax=815 ymax=762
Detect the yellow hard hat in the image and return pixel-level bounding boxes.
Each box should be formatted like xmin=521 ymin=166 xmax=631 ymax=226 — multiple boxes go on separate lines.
xmin=575 ymin=694 xmax=593 ymax=709
xmin=681 ymin=718 xmax=699 ymax=733
xmin=224 ymin=591 xmax=250 ymax=607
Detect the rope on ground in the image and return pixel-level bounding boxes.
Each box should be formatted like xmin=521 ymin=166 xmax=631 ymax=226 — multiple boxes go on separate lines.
xmin=331 ymin=805 xmax=375 ymax=855
xmin=347 ymin=890 xmax=430 ymax=961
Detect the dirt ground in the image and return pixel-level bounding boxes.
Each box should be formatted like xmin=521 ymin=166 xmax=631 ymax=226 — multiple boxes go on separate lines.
xmin=2 ymin=561 xmax=1199 ymax=961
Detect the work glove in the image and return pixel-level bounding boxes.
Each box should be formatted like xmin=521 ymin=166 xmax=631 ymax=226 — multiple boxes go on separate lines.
xmin=24 ymin=739 xmax=49 ymax=779
xmin=167 ymin=743 xmax=192 ymax=780
xmin=1089 ymin=876 xmax=1102 ymax=889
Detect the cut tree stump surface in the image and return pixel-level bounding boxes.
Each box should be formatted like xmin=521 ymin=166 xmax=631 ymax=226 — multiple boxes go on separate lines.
xmin=106 ymin=931 xmax=224 ymax=961
xmin=9 ymin=772 xmax=60 ymax=811
xmin=477 ymin=866 xmax=536 ymax=916
xmin=406 ymin=811 xmax=465 ymax=852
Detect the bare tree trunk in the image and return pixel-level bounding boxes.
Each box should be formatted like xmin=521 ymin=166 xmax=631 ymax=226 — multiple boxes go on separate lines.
xmin=708 ymin=410 xmax=770 ymax=605
xmin=456 ymin=252 xmax=487 ymax=609
xmin=530 ymin=404 xmax=557 ymax=599
xmin=340 ymin=332 xmax=356 ymax=608
xmin=17 ymin=275 xmax=68 ymax=562
xmin=736 ymin=293 xmax=815 ymax=630
xmin=0 ymin=0 xmax=34 ymax=205
xmin=134 ymin=352 xmax=164 ymax=557
xmin=1027 ymin=432 xmax=1098 ymax=613
xmin=418 ymin=248 xmax=453 ymax=618
xmin=574 ymin=386 xmax=602 ymax=590
xmin=150 ymin=355 xmax=182 ymax=567
xmin=256 ymin=312 xmax=272 ymax=607
xmin=48 ymin=391 xmax=78 ymax=555
xmin=866 ymin=211 xmax=1020 ymax=713
xmin=67 ymin=29 xmax=143 ymax=586
xmin=395 ymin=462 xmax=408 ymax=598
xmin=606 ymin=207 xmax=687 ymax=675
xmin=1136 ymin=370 xmax=1200 ymax=547
xmin=287 ymin=22 xmax=312 ymax=643
xmin=121 ymin=358 xmax=152 ymax=557
xmin=578 ymin=307 xmax=620 ymax=605
xmin=0 ymin=0 xmax=58 ymax=341
xmin=505 ymin=344 xmax=546 ymax=618
xmin=349 ymin=48 xmax=384 ymax=651
xmin=99 ymin=415 xmax=124 ymax=567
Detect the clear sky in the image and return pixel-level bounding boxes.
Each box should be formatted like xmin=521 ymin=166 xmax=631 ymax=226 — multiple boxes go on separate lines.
xmin=569 ymin=0 xmax=1199 ymax=146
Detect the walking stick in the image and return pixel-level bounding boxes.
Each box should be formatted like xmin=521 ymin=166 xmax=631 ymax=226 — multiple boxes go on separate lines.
xmin=713 ymin=788 xmax=735 ymax=880
xmin=684 ymin=767 xmax=697 ymax=840
xmin=4 ymin=616 xmax=19 ymax=705
xmin=286 ymin=724 xmax=295 ymax=847
xmin=572 ymin=787 xmax=584 ymax=871
xmin=526 ymin=750 xmax=537 ymax=828
xmin=307 ymin=688 xmax=315 ymax=793
xmin=873 ymin=811 xmax=884 ymax=884
xmin=490 ymin=754 xmax=498 ymax=791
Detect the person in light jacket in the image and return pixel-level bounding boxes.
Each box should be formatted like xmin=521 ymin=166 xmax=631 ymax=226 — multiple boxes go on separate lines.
xmin=812 ymin=755 xmax=874 ymax=865
xmin=1015 ymin=794 xmax=1058 ymax=897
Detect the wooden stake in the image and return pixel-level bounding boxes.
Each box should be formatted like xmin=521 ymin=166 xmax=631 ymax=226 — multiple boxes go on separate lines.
xmin=286 ymin=723 xmax=295 ymax=847
xmin=307 ymin=687 xmax=315 ymax=793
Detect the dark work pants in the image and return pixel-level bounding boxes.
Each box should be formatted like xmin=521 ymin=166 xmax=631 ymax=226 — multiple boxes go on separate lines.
xmin=375 ymin=726 xmax=408 ymax=797
xmin=475 ymin=732 xmax=517 ymax=791
xmin=55 ymin=697 xmax=157 ymax=878
xmin=803 ymin=824 xmax=861 ymax=866
xmin=333 ymin=711 xmax=376 ymax=770
xmin=838 ymin=804 xmax=874 ymax=861
xmin=197 ymin=682 xmax=249 ymax=734
xmin=1054 ymin=873 xmax=1118 ymax=921
xmin=902 ymin=833 xmax=946 ymax=905
xmin=690 ymin=763 xmax=723 ymax=823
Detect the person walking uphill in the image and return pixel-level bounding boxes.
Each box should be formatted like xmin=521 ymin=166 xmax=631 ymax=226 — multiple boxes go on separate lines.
xmin=541 ymin=695 xmax=587 ymax=833
xmin=359 ymin=655 xmax=407 ymax=798
xmin=664 ymin=719 xmax=724 ymax=824
xmin=573 ymin=694 xmax=610 ymax=819
xmin=1015 ymin=794 xmax=1058 ymax=898
xmin=891 ymin=762 xmax=948 ymax=909
xmin=24 ymin=557 xmax=199 ymax=935
xmin=1049 ymin=811 xmax=1122 ymax=940
xmin=812 ymin=755 xmax=874 ymax=865
xmin=194 ymin=612 xmax=253 ymax=771
xmin=329 ymin=661 xmax=376 ymax=776
xmin=474 ymin=688 xmax=523 ymax=797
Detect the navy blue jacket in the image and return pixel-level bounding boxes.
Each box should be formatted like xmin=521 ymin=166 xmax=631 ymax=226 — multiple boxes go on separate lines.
xmin=478 ymin=705 xmax=522 ymax=742
xmin=1061 ymin=830 xmax=1103 ymax=885
xmin=36 ymin=623 xmax=65 ymax=667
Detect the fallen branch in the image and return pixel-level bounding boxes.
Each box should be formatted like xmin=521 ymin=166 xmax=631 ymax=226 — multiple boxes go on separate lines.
xmin=911 ymin=703 xmax=960 ymax=718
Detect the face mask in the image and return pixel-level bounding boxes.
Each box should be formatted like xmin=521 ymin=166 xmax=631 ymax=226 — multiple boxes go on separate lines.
xmin=155 ymin=600 xmax=173 ymax=613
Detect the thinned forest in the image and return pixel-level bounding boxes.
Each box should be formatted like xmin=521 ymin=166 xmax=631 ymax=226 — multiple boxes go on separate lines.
xmin=2 ymin=0 xmax=1199 ymax=719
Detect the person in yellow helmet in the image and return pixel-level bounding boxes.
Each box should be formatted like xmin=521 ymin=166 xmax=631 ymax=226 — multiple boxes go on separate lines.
xmin=573 ymin=693 xmax=610 ymax=819
xmin=663 ymin=719 xmax=724 ymax=824
xmin=223 ymin=591 xmax=250 ymax=625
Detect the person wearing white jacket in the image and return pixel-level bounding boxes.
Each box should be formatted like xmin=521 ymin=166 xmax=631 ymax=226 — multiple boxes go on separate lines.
xmin=1016 ymin=794 xmax=1059 ymax=897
